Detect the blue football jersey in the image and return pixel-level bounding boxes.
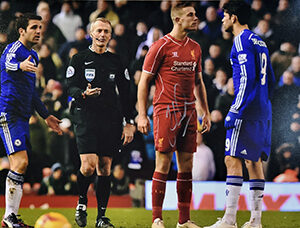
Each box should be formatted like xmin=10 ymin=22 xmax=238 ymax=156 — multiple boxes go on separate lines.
xmin=0 ymin=41 xmax=48 ymax=121
xmin=229 ymin=29 xmax=276 ymax=121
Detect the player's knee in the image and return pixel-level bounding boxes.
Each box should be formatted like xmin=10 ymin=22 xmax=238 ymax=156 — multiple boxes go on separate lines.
xmin=80 ymin=165 xmax=95 ymax=176
xmin=155 ymin=161 xmax=171 ymax=173
xmin=245 ymin=159 xmax=261 ymax=169
xmin=225 ymin=156 xmax=241 ymax=171
xmin=99 ymin=167 xmax=110 ymax=176
xmin=15 ymin=157 xmax=28 ymax=171
xmin=244 ymin=159 xmax=252 ymax=168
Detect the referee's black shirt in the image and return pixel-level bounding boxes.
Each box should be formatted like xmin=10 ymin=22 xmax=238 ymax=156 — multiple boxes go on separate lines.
xmin=66 ymin=47 xmax=133 ymax=122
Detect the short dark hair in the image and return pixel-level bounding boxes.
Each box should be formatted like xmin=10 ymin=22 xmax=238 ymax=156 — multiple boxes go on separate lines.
xmin=223 ymin=0 xmax=251 ymax=25
xmin=15 ymin=13 xmax=42 ymax=31
xmin=171 ymin=1 xmax=195 ymax=19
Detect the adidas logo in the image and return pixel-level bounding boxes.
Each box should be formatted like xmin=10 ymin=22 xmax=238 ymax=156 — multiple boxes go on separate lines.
xmin=240 ymin=149 xmax=247 ymax=155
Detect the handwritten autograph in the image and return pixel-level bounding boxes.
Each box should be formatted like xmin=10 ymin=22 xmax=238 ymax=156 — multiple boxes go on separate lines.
xmin=157 ymin=82 xmax=196 ymax=147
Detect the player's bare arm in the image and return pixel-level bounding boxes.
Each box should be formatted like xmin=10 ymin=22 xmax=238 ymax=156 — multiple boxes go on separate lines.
xmin=195 ymin=72 xmax=211 ymax=133
xmin=137 ymin=71 xmax=153 ymax=135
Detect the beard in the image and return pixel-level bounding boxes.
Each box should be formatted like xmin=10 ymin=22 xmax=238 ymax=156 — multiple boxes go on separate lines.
xmin=185 ymin=26 xmax=197 ymax=33
xmin=224 ymin=25 xmax=233 ymax=33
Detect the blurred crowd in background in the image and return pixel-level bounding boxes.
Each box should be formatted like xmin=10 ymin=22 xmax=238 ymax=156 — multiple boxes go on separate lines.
xmin=0 ymin=0 xmax=299 ymax=206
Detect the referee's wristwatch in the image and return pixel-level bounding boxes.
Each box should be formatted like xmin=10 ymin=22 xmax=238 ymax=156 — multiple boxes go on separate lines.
xmin=123 ymin=118 xmax=135 ymax=126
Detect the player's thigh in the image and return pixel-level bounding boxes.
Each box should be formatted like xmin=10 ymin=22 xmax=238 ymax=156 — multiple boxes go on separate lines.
xmin=80 ymin=153 xmax=98 ymax=168
xmin=155 ymin=150 xmax=173 ymax=173
xmin=176 ymin=151 xmax=194 ymax=172
xmin=225 ymin=119 xmax=268 ymax=162
xmin=176 ymin=109 xmax=197 ymax=154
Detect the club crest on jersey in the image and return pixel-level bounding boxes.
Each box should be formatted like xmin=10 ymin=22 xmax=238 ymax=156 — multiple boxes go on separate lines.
xmin=190 ymin=50 xmax=195 ymax=60
xmin=14 ymin=139 xmax=21 ymax=146
xmin=85 ymin=69 xmax=95 ymax=82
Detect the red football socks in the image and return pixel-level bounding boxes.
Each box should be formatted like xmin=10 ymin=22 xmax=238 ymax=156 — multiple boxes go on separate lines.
xmin=177 ymin=172 xmax=192 ymax=224
xmin=152 ymin=171 xmax=168 ymax=222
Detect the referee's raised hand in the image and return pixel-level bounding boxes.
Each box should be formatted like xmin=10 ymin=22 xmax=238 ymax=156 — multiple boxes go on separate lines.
xmin=83 ymin=83 xmax=101 ymax=98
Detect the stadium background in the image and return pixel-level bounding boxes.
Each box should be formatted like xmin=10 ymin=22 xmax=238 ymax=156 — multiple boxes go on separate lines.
xmin=0 ymin=0 xmax=300 ymax=227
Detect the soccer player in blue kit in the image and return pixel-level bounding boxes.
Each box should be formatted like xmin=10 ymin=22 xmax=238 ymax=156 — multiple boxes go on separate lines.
xmin=204 ymin=1 xmax=275 ymax=228
xmin=0 ymin=13 xmax=62 ymax=227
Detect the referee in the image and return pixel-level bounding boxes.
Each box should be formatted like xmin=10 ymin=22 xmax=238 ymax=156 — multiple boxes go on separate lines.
xmin=66 ymin=18 xmax=135 ymax=228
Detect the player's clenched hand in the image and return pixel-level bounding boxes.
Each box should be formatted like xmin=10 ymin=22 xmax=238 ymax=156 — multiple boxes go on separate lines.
xmin=20 ymin=55 xmax=37 ymax=72
xmin=45 ymin=115 xmax=63 ymax=135
xmin=83 ymin=83 xmax=101 ymax=97
xmin=137 ymin=115 xmax=150 ymax=135
xmin=201 ymin=113 xmax=211 ymax=134
xmin=121 ymin=124 xmax=136 ymax=145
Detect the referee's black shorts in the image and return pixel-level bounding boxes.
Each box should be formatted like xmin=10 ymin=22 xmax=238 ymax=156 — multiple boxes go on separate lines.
xmin=72 ymin=107 xmax=122 ymax=157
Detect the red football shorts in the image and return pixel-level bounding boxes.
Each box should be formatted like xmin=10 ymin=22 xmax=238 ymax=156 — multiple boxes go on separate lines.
xmin=153 ymin=109 xmax=197 ymax=153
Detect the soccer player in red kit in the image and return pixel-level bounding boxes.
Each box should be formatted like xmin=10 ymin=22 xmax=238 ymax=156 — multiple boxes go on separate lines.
xmin=137 ymin=2 xmax=211 ymax=228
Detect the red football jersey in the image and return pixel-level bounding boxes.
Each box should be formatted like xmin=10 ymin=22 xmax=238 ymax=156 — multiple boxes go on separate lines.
xmin=143 ymin=34 xmax=202 ymax=115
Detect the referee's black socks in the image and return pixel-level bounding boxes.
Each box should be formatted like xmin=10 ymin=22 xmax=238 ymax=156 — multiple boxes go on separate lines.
xmin=96 ymin=175 xmax=111 ymax=219
xmin=77 ymin=170 xmax=95 ymax=205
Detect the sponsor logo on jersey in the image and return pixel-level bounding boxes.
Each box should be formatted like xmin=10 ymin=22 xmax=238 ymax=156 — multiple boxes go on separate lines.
xmin=171 ymin=61 xmax=196 ymax=72
xmin=85 ymin=69 xmax=95 ymax=82
xmin=84 ymin=61 xmax=94 ymax=65
xmin=66 ymin=66 xmax=75 ymax=78
xmin=238 ymin=54 xmax=247 ymax=64
xmin=14 ymin=139 xmax=21 ymax=146
xmin=251 ymin=38 xmax=267 ymax=47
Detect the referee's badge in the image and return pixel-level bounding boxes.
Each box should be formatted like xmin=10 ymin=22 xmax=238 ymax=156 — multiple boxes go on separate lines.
xmin=124 ymin=68 xmax=130 ymax=80
xmin=85 ymin=69 xmax=95 ymax=82
xmin=66 ymin=66 xmax=75 ymax=78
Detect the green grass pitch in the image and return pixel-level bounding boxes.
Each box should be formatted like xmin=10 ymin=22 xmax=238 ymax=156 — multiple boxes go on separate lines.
xmin=1 ymin=208 xmax=299 ymax=228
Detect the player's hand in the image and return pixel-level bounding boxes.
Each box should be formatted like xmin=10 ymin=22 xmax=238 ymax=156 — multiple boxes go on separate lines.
xmin=137 ymin=115 xmax=150 ymax=135
xmin=121 ymin=124 xmax=136 ymax=145
xmin=224 ymin=111 xmax=239 ymax=129
xmin=83 ymin=83 xmax=101 ymax=97
xmin=19 ymin=55 xmax=37 ymax=72
xmin=201 ymin=113 xmax=211 ymax=134
xmin=45 ymin=115 xmax=63 ymax=135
